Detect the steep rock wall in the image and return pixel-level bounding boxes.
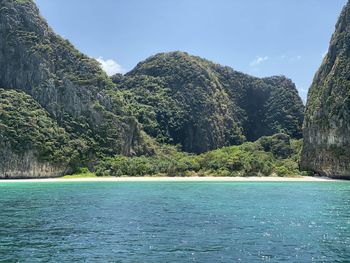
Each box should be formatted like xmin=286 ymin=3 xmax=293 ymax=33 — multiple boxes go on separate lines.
xmin=301 ymin=1 xmax=350 ymax=178
xmin=0 ymin=145 xmax=68 ymax=178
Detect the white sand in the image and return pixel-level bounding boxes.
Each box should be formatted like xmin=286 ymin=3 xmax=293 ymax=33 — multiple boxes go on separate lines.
xmin=0 ymin=176 xmax=344 ymax=183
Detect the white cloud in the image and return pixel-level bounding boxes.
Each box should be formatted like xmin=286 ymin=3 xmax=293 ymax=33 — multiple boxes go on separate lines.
xmin=96 ymin=57 xmax=125 ymax=76
xmin=250 ymin=56 xmax=269 ymax=66
xmin=290 ymin=55 xmax=302 ymax=61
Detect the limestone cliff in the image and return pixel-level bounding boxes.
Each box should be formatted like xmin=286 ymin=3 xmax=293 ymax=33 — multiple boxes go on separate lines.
xmin=0 ymin=0 xmax=306 ymax=177
xmin=0 ymin=145 xmax=67 ymax=178
xmin=0 ymin=0 xmax=152 ymax=177
xmin=114 ymin=52 xmax=304 ymax=153
xmin=301 ymin=1 xmax=350 ymax=178
xmin=0 ymin=88 xmax=70 ymax=178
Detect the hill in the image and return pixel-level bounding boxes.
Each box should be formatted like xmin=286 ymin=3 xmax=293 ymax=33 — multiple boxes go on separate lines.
xmin=0 ymin=0 xmax=305 ymax=177
xmin=0 ymin=0 xmax=153 ymax=177
xmin=113 ymin=51 xmax=304 ymax=153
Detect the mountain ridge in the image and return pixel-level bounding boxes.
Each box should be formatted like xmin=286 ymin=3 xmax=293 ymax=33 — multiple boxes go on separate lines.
xmin=114 ymin=51 xmax=304 ymax=153
xmin=0 ymin=0 xmax=305 ymax=177
xmin=0 ymin=0 xmax=153 ymax=177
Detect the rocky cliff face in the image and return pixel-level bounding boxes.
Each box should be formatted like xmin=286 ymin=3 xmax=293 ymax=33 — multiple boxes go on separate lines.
xmin=0 ymin=145 xmax=67 ymax=178
xmin=114 ymin=52 xmax=304 ymax=153
xmin=0 ymin=0 xmax=152 ymax=177
xmin=301 ymin=1 xmax=350 ymax=178
xmin=0 ymin=88 xmax=71 ymax=178
xmin=0 ymin=0 xmax=305 ymax=177
xmin=0 ymin=0 xmax=150 ymax=155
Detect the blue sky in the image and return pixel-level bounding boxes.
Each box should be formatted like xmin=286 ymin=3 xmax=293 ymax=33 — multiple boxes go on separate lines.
xmin=35 ymin=0 xmax=347 ymax=101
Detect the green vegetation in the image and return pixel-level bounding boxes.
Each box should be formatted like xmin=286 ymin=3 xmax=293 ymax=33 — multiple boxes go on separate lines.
xmin=95 ymin=133 xmax=304 ymax=177
xmin=0 ymin=89 xmax=71 ymax=164
xmin=0 ymin=0 xmax=307 ymax=178
xmin=0 ymin=0 xmax=154 ymax=172
xmin=63 ymin=173 xmax=97 ymax=179
xmin=14 ymin=0 xmax=32 ymax=4
xmin=301 ymin=1 xmax=350 ymax=178
xmin=62 ymin=168 xmax=97 ymax=179
xmin=112 ymin=52 xmax=304 ymax=153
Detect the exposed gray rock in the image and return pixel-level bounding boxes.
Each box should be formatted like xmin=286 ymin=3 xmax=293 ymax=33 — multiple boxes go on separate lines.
xmin=117 ymin=51 xmax=304 ymax=153
xmin=0 ymin=0 xmax=153 ymax=178
xmin=301 ymin=1 xmax=350 ymax=179
xmin=0 ymin=0 xmax=150 ymax=156
xmin=0 ymin=145 xmax=68 ymax=179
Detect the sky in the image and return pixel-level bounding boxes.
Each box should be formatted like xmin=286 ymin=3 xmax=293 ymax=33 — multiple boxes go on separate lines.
xmin=35 ymin=0 xmax=347 ymax=101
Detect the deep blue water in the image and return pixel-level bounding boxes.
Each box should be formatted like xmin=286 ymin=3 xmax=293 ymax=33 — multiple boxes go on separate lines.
xmin=0 ymin=181 xmax=349 ymax=262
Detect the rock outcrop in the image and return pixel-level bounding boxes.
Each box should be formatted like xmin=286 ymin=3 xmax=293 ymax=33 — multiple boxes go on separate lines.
xmin=0 ymin=146 xmax=68 ymax=179
xmin=0 ymin=88 xmax=70 ymax=178
xmin=0 ymin=0 xmax=306 ymax=177
xmin=301 ymin=1 xmax=350 ymax=178
xmin=0 ymin=0 xmax=153 ymax=177
xmin=114 ymin=52 xmax=305 ymax=153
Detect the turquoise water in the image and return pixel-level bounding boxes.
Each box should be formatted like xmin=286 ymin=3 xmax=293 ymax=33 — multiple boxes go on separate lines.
xmin=0 ymin=182 xmax=349 ymax=262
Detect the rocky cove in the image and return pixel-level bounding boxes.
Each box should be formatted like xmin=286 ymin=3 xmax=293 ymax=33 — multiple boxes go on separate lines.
xmin=0 ymin=0 xmax=349 ymax=179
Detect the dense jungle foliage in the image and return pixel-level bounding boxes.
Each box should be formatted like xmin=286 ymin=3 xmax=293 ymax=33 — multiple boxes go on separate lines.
xmin=94 ymin=133 xmax=304 ymax=177
xmin=112 ymin=52 xmax=304 ymax=153
xmin=0 ymin=0 xmax=307 ymax=178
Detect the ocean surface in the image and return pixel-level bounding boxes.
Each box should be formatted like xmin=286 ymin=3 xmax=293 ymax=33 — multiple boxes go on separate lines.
xmin=0 ymin=181 xmax=349 ymax=262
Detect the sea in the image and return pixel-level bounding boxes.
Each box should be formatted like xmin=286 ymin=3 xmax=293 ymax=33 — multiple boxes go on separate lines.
xmin=0 ymin=181 xmax=349 ymax=262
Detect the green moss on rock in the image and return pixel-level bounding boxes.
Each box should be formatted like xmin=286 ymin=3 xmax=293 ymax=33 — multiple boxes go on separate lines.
xmin=112 ymin=51 xmax=304 ymax=153
xmin=0 ymin=0 xmax=154 ymax=174
xmin=301 ymin=1 xmax=350 ymax=178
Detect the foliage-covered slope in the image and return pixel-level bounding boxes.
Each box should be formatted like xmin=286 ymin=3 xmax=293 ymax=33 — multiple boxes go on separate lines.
xmin=95 ymin=133 xmax=303 ymax=178
xmin=113 ymin=52 xmax=304 ymax=153
xmin=0 ymin=89 xmax=70 ymax=177
xmin=0 ymin=0 xmax=153 ymax=174
xmin=301 ymin=1 xmax=350 ymax=178
xmin=0 ymin=0 xmax=305 ymax=177
xmin=0 ymin=88 xmax=69 ymax=162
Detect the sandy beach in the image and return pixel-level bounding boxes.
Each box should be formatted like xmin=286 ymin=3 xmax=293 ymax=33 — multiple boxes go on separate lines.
xmin=0 ymin=176 xmax=345 ymax=183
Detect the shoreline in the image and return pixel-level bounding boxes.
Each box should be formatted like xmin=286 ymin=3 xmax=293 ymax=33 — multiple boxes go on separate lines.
xmin=0 ymin=176 xmax=345 ymax=183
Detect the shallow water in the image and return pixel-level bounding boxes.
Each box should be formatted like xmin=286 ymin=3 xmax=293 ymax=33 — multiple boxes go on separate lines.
xmin=0 ymin=181 xmax=349 ymax=262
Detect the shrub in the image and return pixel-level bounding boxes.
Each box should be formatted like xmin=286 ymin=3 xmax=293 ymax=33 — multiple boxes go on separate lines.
xmin=94 ymin=133 xmax=303 ymax=178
